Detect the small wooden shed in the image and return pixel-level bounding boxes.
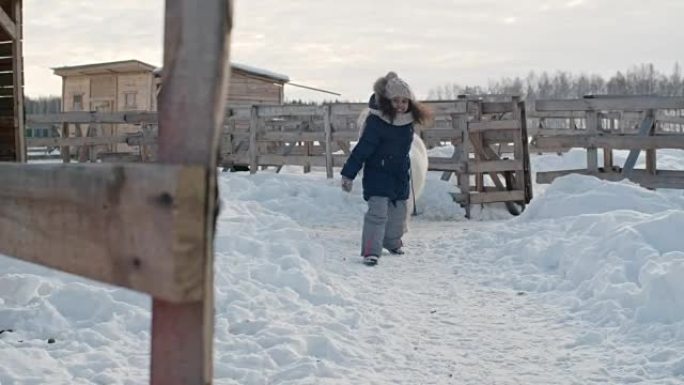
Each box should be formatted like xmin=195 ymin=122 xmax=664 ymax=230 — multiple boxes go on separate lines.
xmin=55 ymin=59 xmax=290 ymax=113
xmin=154 ymin=61 xmax=289 ymax=106
xmin=52 ymin=59 xmax=289 ymax=155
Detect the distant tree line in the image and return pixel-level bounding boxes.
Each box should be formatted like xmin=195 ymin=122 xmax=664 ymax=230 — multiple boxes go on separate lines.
xmin=427 ymin=63 xmax=684 ymax=101
xmin=25 ymin=96 xmax=61 ymax=114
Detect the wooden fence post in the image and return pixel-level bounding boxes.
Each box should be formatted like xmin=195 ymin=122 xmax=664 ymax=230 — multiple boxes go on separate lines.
xmin=585 ymin=110 xmax=598 ymax=172
xmin=249 ymin=105 xmax=258 ymax=174
xmin=60 ymin=122 xmax=70 ymax=163
xmin=150 ymin=1 xmax=233 ymax=384
xmin=323 ymin=104 xmax=333 ymax=178
xmin=458 ymin=109 xmax=471 ymax=218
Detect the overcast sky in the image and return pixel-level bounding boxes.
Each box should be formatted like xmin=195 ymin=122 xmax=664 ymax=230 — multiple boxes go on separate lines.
xmin=25 ymin=0 xmax=684 ymax=102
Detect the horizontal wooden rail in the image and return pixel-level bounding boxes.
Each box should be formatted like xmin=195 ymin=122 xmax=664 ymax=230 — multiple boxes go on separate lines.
xmin=428 ymin=158 xmax=523 ymax=173
xmin=451 ymin=190 xmax=525 ymax=204
xmin=0 ymin=163 xmax=207 ymax=303
xmin=533 ymin=134 xmax=684 ymax=150
xmin=536 ymin=97 xmax=684 ymax=112
xmin=469 ymin=120 xmax=519 ymax=132
xmin=536 ymin=168 xmax=684 ymax=189
xmin=27 ymin=111 xmax=158 ymax=124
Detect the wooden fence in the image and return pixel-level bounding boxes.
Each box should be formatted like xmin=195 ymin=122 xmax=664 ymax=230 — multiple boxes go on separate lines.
xmin=26 ymin=96 xmax=533 ymax=218
xmin=531 ymin=96 xmax=684 ymax=189
xmin=2 ymin=1 xmax=232 ymax=384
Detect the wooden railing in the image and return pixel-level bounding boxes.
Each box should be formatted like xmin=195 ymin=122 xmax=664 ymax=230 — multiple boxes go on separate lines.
xmin=531 ymin=96 xmax=684 ymax=189
xmin=26 ymin=97 xmax=533 ymax=217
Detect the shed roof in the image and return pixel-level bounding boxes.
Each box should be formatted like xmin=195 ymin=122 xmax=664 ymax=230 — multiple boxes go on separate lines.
xmin=54 ymin=59 xmax=290 ymax=84
xmin=52 ymin=60 xmax=158 ymax=76
xmin=153 ymin=62 xmax=289 ymax=83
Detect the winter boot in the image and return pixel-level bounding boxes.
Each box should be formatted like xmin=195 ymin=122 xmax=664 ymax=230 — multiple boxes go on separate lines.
xmin=363 ymin=255 xmax=379 ymax=266
xmin=387 ymin=247 xmax=405 ymax=255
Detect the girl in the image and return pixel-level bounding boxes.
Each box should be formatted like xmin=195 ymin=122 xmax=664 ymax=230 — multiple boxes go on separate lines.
xmin=340 ymin=72 xmax=431 ymax=266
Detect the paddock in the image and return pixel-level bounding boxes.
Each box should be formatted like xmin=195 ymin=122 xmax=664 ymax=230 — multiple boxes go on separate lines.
xmin=25 ymin=94 xmax=534 ymax=218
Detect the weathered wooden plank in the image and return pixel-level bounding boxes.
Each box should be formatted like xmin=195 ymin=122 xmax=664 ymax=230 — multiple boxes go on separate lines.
xmin=536 ymin=168 xmax=684 ymax=189
xmin=656 ymin=115 xmax=684 ymax=125
xmin=440 ymin=114 xmax=465 ymax=182
xmin=622 ymin=112 xmax=655 ymax=177
xmin=0 ymin=5 xmax=15 ymax=40
xmin=536 ymin=97 xmax=684 ymax=112
xmin=11 ymin=0 xmax=23 ymax=162
xmin=0 ymin=163 xmax=207 ymax=301
xmin=226 ymin=153 xmax=348 ymax=168
xmin=0 ymin=86 xmax=13 ymax=97
xmin=329 ymin=103 xmax=366 ymax=116
xmin=424 ymin=101 xmax=467 ymax=115
xmin=481 ymin=130 xmax=516 ymax=144
xmin=151 ymin=0 xmax=232 ymax=384
xmin=533 ymin=133 xmax=684 ymax=150
xmin=429 ymin=158 xmax=522 ymax=173
xmin=259 ymin=131 xmax=325 ymax=141
xmin=60 ymin=122 xmax=70 ymax=163
xmin=528 ymin=110 xmax=588 ymax=119
xmin=0 ymin=71 xmax=12 ymax=87
xmin=249 ymin=106 xmax=258 ymax=174
xmin=27 ymin=111 xmax=158 ymax=124
xmin=323 ymin=105 xmax=333 ymax=178
xmin=585 ymin=111 xmax=599 ymax=172
xmin=481 ymin=101 xmax=513 ymax=114
xmin=457 ymin=113 xmax=470 ymax=218
xmin=98 ymin=152 xmax=142 ymax=163
xmin=0 ymin=41 xmax=11 ymax=57
xmin=452 ymin=190 xmax=525 ymax=204
xmin=468 ymin=120 xmax=518 ymax=132
xmin=422 ymin=129 xmax=462 ymax=142
xmin=27 ymin=135 xmax=129 ymax=147
xmin=257 ymin=105 xmax=321 ymax=117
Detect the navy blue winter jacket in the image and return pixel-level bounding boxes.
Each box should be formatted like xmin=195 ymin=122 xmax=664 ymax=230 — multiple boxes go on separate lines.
xmin=340 ymin=98 xmax=414 ymax=201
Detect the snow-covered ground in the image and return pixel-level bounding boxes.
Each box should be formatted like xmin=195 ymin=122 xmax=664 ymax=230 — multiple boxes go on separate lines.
xmin=2 ymin=148 xmax=684 ymax=384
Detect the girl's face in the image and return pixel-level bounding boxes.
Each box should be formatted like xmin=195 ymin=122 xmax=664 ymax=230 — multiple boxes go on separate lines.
xmin=391 ymin=97 xmax=410 ymax=113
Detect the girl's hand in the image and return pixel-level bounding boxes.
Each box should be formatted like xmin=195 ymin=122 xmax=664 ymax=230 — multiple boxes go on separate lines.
xmin=341 ymin=177 xmax=353 ymax=193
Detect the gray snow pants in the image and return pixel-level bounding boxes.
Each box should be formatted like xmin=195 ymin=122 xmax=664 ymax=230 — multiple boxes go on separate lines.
xmin=361 ymin=196 xmax=407 ymax=257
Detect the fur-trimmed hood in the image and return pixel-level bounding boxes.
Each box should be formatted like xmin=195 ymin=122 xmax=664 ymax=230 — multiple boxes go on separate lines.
xmin=357 ymin=94 xmax=414 ymax=138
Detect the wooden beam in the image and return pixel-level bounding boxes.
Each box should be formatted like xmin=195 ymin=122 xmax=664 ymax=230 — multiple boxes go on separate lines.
xmin=27 ymin=111 xmax=158 ymax=124
xmin=60 ymin=122 xmax=70 ymax=163
xmin=536 ymin=168 xmax=684 ymax=189
xmin=0 ymin=5 xmax=16 ymax=40
xmin=533 ymin=133 xmax=684 ymax=150
xmin=150 ymin=1 xmax=232 ymax=384
xmin=0 ymin=163 xmax=207 ymax=302
xmin=0 ymin=41 xmax=11 ymax=56
xmin=12 ymin=0 xmax=23 ymax=162
xmin=249 ymin=106 xmax=258 ymax=174
xmin=28 ymin=135 xmax=129 ymax=147
xmin=428 ymin=158 xmax=522 ymax=173
xmin=323 ymin=105 xmax=333 ymax=178
xmin=452 ymin=190 xmax=525 ymax=204
xmin=622 ymin=111 xmax=655 ymax=177
xmin=481 ymin=101 xmax=513 ymax=114
xmin=585 ymin=111 xmax=599 ymax=172
xmin=468 ymin=120 xmax=519 ymax=132
xmin=536 ymin=97 xmax=684 ymax=112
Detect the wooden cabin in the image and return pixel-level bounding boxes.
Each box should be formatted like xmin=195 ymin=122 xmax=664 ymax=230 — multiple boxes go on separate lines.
xmin=53 ymin=59 xmax=289 ymax=155
xmin=0 ymin=0 xmax=23 ymax=162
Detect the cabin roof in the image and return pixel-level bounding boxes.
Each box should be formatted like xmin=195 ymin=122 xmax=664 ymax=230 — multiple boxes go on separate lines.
xmin=54 ymin=59 xmax=290 ymax=83
xmin=53 ymin=60 xmax=158 ymax=76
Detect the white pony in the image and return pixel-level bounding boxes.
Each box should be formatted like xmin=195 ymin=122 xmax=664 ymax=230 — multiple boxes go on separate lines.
xmin=356 ymin=109 xmax=429 ymax=222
